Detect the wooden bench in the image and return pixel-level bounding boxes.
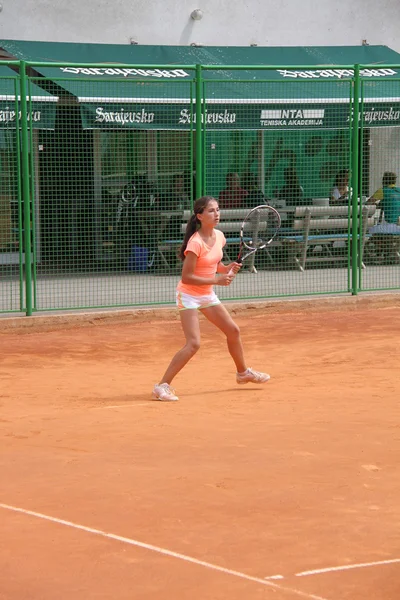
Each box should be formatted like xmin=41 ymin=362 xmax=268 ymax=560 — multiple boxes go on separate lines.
xmin=278 ymin=205 xmax=377 ymax=271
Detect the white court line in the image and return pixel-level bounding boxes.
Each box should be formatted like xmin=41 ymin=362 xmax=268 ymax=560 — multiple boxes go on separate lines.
xmin=296 ymin=558 xmax=400 ymax=577
xmin=0 ymin=503 xmax=329 ymax=600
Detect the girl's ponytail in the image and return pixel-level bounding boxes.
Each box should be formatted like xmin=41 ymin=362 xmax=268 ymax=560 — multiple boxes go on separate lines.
xmin=178 ymin=196 xmax=216 ymax=261
xmin=179 ymin=214 xmax=199 ymax=260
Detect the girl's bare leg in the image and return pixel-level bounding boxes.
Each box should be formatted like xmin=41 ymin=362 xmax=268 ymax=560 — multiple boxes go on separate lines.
xmin=159 ymin=309 xmax=201 ymax=384
xmin=200 ymin=303 xmax=246 ymax=373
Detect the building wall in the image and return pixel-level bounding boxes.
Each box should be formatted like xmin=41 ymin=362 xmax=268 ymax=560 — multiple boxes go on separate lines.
xmin=0 ymin=0 xmax=399 ymax=52
xmin=369 ymin=128 xmax=400 ymax=194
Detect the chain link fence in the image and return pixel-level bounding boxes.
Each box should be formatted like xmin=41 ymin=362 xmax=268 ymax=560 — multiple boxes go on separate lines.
xmin=0 ymin=62 xmax=399 ymax=315
xmin=0 ymin=71 xmax=24 ymax=313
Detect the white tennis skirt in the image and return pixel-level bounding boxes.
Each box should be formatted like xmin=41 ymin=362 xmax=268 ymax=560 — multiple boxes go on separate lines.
xmin=176 ymin=290 xmax=221 ymax=311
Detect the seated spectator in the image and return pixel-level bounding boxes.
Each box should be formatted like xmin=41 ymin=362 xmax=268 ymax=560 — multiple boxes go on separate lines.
xmin=241 ymin=172 xmax=266 ymax=207
xmin=219 ymin=172 xmax=248 ymax=209
xmin=367 ymin=179 xmax=385 ymax=206
xmin=330 ymin=169 xmax=349 ymax=204
xmin=368 ymin=172 xmax=400 ymax=223
xmin=367 ymin=171 xmax=395 ymax=207
xmin=382 ymin=174 xmax=400 ymax=224
xmin=276 ymin=166 xmax=305 ymax=206
xmin=367 ymin=172 xmax=400 ymax=264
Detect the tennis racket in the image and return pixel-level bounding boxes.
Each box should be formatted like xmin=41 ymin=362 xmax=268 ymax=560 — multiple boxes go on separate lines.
xmin=228 ymin=205 xmax=281 ymax=275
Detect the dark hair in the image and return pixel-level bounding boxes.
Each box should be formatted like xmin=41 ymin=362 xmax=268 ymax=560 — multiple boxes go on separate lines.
xmin=178 ymin=196 xmax=217 ymax=261
xmin=382 ymin=171 xmax=397 ymax=187
xmin=226 ymin=172 xmax=239 ymax=186
xmin=334 ymin=169 xmax=349 ymax=186
xmin=284 ymin=166 xmax=299 ymax=184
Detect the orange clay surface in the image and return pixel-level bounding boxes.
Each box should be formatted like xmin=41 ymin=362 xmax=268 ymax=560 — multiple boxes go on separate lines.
xmin=0 ymin=300 xmax=400 ymax=600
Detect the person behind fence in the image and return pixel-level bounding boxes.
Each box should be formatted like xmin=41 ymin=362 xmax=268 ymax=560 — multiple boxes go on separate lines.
xmin=367 ymin=172 xmax=400 ymax=264
xmin=330 ymin=169 xmax=349 ymax=204
xmin=274 ymin=166 xmax=304 ymax=229
xmin=276 ymin=166 xmax=304 ymax=207
xmin=241 ymin=172 xmax=266 ymax=208
xmin=218 ymin=172 xmax=248 ymax=209
xmin=368 ymin=172 xmax=400 ymax=224
xmin=367 ymin=175 xmax=386 ymax=207
xmin=151 ymin=195 xmax=270 ymax=401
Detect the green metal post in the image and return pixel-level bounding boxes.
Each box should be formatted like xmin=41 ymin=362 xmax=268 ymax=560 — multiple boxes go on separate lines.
xmin=19 ymin=61 xmax=33 ymax=315
xmin=358 ymin=79 xmax=365 ymax=290
xmin=202 ymin=84 xmax=206 ymax=195
xmin=351 ymin=64 xmax=360 ymax=296
xmin=195 ymin=64 xmax=203 ymax=199
xmin=29 ymin=99 xmax=37 ymax=309
xmin=189 ymin=82 xmax=194 ymax=210
xmin=13 ymin=78 xmax=24 ymax=310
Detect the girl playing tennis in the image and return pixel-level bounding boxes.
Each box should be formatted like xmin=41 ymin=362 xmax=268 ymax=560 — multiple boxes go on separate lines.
xmin=152 ymin=196 xmax=270 ymax=401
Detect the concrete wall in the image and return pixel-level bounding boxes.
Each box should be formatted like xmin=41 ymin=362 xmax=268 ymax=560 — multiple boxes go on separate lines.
xmin=0 ymin=0 xmax=399 ymax=52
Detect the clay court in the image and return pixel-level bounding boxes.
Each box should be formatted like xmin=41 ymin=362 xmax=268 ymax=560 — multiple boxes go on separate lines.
xmin=1 ymin=296 xmax=400 ymax=600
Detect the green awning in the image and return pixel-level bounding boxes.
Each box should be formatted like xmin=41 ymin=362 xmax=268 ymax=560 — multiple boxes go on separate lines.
xmin=1 ymin=40 xmax=400 ymax=130
xmin=0 ymin=65 xmax=57 ymax=129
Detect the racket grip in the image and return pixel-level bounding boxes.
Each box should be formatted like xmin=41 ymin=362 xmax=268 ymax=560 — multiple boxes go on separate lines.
xmin=228 ymin=267 xmax=235 ymax=276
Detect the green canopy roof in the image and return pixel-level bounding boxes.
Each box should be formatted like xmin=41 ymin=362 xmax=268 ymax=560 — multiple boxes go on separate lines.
xmin=0 ymin=64 xmax=57 ymax=128
xmin=0 ymin=64 xmax=57 ymax=101
xmin=1 ymin=40 xmax=400 ymax=73
xmin=1 ymin=40 xmax=400 ymax=130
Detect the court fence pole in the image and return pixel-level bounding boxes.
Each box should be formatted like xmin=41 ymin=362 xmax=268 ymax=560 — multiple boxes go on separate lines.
xmin=195 ymin=64 xmax=203 ymax=199
xmin=19 ymin=61 xmax=33 ymax=316
xmin=13 ymin=73 xmax=24 ymax=311
xmin=358 ymin=78 xmax=365 ymax=291
xmin=351 ymin=64 xmax=361 ymax=296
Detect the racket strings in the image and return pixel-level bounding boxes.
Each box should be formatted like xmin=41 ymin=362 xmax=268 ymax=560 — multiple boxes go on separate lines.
xmin=242 ymin=206 xmax=281 ymax=250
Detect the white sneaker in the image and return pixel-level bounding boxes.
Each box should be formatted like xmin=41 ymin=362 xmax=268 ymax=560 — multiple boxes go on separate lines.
xmin=152 ymin=383 xmax=179 ymax=401
xmin=236 ymin=367 xmax=270 ymax=385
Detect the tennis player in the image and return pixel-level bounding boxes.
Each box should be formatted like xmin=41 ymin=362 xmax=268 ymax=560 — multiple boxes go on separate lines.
xmin=152 ymin=196 xmax=270 ymax=401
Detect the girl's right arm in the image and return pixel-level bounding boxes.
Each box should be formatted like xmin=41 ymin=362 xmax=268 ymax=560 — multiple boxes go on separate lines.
xmin=181 ymin=252 xmax=234 ymax=286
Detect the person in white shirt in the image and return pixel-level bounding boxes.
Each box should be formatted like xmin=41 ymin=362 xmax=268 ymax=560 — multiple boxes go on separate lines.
xmin=330 ymin=169 xmax=349 ymax=204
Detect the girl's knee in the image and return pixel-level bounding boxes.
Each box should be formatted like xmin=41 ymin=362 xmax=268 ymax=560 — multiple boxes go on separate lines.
xmin=226 ymin=323 xmax=240 ymax=340
xmin=186 ymin=338 xmax=201 ymax=355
